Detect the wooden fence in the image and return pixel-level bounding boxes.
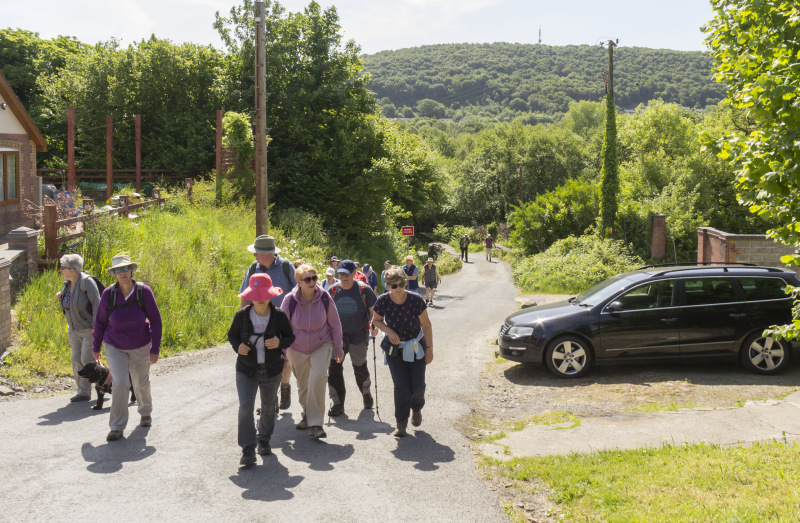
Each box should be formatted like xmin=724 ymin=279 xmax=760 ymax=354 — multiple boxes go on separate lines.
xmin=43 ymin=193 xmax=164 ymax=260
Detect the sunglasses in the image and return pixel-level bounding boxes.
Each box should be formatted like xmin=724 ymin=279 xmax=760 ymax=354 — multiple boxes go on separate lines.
xmin=389 ymin=283 xmax=405 ymax=289
xmin=301 ymin=275 xmax=318 ymax=283
xmin=112 ymin=266 xmax=132 ymax=274
xmin=59 ymin=266 xmax=72 ymax=271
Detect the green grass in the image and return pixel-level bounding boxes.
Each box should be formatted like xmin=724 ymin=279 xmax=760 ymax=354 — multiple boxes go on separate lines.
xmin=481 ymin=439 xmax=800 ymax=521
xmin=632 ymin=401 xmax=697 ymax=413
xmin=6 ymin=179 xmax=406 ymax=386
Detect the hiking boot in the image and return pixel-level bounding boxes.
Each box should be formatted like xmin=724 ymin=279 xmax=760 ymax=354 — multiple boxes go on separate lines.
xmin=106 ymin=430 xmax=123 ymax=441
xmin=411 ymin=410 xmax=422 ymax=427
xmin=140 ymin=415 xmax=152 ymax=427
xmin=394 ymin=420 xmax=408 ymax=437
xmin=70 ymin=394 xmax=90 ymax=402
xmin=296 ymin=414 xmax=309 ymax=430
xmin=279 ymin=383 xmax=291 ymax=410
xmin=328 ymin=403 xmax=344 ymax=417
xmin=257 ymin=440 xmax=272 ymax=455
xmin=363 ymin=393 xmax=374 ymax=410
xmin=240 ymin=446 xmax=257 ymax=466
xmin=310 ymin=426 xmax=327 ymax=439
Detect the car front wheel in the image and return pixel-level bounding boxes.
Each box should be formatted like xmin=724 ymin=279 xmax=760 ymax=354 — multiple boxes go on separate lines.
xmin=545 ymin=336 xmax=592 ymax=378
xmin=740 ymin=333 xmax=791 ymax=375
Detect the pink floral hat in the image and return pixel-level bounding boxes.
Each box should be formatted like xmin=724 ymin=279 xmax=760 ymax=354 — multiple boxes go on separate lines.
xmin=238 ymin=273 xmax=283 ymax=302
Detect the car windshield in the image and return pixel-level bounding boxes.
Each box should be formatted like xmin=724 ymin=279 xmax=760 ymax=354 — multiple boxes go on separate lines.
xmin=575 ymin=272 xmax=648 ymax=307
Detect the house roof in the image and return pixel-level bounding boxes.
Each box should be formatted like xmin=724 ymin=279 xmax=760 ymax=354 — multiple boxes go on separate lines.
xmin=0 ymin=71 xmax=47 ymax=152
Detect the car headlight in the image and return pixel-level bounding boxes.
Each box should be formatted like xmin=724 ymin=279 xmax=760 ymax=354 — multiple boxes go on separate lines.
xmin=507 ymin=326 xmax=534 ymax=339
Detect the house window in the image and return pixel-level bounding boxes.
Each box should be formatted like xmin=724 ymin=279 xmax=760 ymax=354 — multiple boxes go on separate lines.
xmin=0 ymin=151 xmax=19 ymax=205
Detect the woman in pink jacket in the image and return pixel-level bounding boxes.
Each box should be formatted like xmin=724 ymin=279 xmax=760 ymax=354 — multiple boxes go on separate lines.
xmin=283 ymin=264 xmax=344 ymax=438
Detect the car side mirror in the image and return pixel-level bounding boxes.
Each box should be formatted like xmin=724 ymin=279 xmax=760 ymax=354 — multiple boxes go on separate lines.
xmin=606 ymin=300 xmax=624 ymax=312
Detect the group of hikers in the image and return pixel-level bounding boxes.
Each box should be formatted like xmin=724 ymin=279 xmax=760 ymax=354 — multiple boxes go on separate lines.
xmin=458 ymin=233 xmax=495 ymax=262
xmin=57 ymin=234 xmax=436 ymax=466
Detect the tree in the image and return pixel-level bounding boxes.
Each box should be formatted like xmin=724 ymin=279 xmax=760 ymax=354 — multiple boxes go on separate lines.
xmin=704 ymin=1 xmax=800 ymax=247
xmin=704 ymin=1 xmax=800 ymax=338
xmin=599 ymin=92 xmax=619 ymax=236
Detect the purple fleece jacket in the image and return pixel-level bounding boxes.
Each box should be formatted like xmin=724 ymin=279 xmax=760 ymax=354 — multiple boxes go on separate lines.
xmin=92 ymin=281 xmax=163 ymax=355
xmin=284 ymin=285 xmax=343 ymax=356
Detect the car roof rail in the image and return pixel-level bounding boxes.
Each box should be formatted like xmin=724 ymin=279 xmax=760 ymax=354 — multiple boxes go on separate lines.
xmin=635 ymin=262 xmax=788 ymax=277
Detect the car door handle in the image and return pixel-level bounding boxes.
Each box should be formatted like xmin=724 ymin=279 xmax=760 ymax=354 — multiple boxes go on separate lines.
xmin=660 ymin=318 xmax=678 ymax=323
xmin=729 ymin=313 xmax=746 ymax=319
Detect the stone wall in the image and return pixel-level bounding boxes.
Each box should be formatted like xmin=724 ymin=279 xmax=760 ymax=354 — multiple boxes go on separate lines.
xmin=697 ymin=227 xmax=796 ymax=270
xmin=0 ymin=258 xmax=10 ymax=351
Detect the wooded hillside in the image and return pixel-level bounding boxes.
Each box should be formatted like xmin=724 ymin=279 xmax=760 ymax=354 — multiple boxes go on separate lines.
xmin=363 ymin=43 xmax=723 ymax=118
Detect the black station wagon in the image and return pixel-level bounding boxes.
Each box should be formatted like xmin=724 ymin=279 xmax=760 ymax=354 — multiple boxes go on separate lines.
xmin=498 ymin=265 xmax=800 ymax=378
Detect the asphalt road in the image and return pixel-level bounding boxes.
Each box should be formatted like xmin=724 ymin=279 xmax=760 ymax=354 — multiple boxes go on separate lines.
xmin=0 ymin=253 xmax=519 ymax=522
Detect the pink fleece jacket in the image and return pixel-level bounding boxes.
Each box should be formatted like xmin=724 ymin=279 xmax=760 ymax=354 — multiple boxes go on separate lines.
xmin=284 ymin=285 xmax=344 ymax=356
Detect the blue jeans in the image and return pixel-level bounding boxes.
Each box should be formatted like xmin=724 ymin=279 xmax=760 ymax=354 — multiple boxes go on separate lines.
xmin=236 ymin=369 xmax=282 ymax=450
xmin=386 ymin=354 xmax=427 ymax=423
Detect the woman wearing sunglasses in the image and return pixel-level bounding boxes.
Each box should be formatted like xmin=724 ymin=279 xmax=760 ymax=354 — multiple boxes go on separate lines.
xmin=372 ymin=267 xmax=434 ymax=437
xmin=92 ymin=254 xmax=162 ymax=442
xmin=282 ymin=264 xmax=344 ymax=438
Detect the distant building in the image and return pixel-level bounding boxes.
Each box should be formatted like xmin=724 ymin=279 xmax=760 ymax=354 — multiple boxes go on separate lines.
xmin=0 ymin=71 xmax=47 ymax=237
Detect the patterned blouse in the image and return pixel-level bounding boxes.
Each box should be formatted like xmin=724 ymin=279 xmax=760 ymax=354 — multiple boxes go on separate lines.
xmin=373 ymin=291 xmax=427 ymax=352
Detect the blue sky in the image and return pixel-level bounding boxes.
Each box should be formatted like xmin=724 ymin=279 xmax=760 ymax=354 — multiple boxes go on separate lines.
xmin=6 ymin=0 xmax=714 ymax=55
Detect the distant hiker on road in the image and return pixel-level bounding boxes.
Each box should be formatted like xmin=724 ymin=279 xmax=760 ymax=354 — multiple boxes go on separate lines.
xmin=484 ymin=234 xmax=493 ymax=262
xmin=92 ymin=254 xmax=162 ymax=442
xmin=381 ymin=260 xmax=393 ymax=292
xmin=362 ymin=263 xmax=378 ymax=291
xmin=327 ymin=260 xmax=378 ymax=417
xmin=459 ymin=234 xmax=470 ymax=261
xmin=228 ymin=273 xmax=295 ymax=466
xmin=322 ymin=267 xmax=339 ymax=292
xmin=402 ymin=256 xmax=420 ymax=295
xmin=372 ymin=266 xmax=434 ymax=437
xmin=283 ymin=264 xmax=344 ymax=439
xmin=329 ymin=256 xmax=340 ymax=272
xmin=421 ymin=257 xmax=441 ymax=306
xmin=239 ymin=235 xmax=297 ymax=411
xmin=56 ymin=253 xmax=100 ymax=405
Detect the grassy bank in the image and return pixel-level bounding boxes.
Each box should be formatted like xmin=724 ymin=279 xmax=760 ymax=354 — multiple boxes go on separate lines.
xmin=7 ymin=181 xmax=406 ymax=386
xmin=482 ymin=440 xmax=800 ymax=521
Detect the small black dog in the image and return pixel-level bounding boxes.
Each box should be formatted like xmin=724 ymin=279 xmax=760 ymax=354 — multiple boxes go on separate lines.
xmin=77 ymin=362 xmax=136 ymax=410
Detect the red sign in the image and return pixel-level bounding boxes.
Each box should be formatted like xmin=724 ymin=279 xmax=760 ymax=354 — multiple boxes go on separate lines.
xmin=401 ymin=226 xmax=414 ymax=236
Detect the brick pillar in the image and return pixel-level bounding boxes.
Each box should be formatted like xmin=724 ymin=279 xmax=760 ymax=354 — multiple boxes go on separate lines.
xmin=697 ymin=228 xmax=706 ymax=263
xmin=7 ymin=226 xmax=39 ymax=278
xmin=651 ymin=214 xmax=666 ymax=259
xmin=0 ymin=258 xmax=11 ymax=351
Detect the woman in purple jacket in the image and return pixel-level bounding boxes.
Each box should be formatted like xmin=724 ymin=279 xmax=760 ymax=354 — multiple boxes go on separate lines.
xmin=282 ymin=264 xmax=344 ymax=438
xmin=92 ymin=254 xmax=162 ymax=442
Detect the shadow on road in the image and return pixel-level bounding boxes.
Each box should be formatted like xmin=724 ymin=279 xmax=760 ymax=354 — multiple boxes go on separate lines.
xmin=280 ymin=433 xmax=355 ymax=471
xmin=391 ymin=431 xmax=455 ymax=471
xmin=330 ymin=409 xmax=394 ymax=440
xmin=502 ymin=360 xmax=800 ymax=388
xmin=229 ymin=458 xmax=303 ymax=501
xmin=80 ymin=427 xmax=156 ymax=473
xmin=38 ymin=401 xmax=106 ymax=426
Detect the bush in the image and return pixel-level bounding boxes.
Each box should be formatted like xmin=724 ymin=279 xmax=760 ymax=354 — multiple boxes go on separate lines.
xmin=512 ymin=235 xmax=644 ymax=295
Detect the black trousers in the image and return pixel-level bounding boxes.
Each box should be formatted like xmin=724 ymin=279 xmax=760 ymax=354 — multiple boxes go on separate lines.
xmin=460 ymin=247 xmax=468 ymax=260
xmin=328 ymin=338 xmax=371 ymax=405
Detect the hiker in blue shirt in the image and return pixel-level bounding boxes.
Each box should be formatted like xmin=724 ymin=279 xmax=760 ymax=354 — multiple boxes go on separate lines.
xmin=239 ymin=235 xmax=297 ymax=410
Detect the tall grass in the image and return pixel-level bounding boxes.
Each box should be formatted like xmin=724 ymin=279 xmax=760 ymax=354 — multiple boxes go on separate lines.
xmin=7 ymin=179 xmax=408 ymax=384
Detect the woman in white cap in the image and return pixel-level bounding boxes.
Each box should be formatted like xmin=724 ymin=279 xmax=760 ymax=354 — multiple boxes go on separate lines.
xmin=92 ymin=254 xmax=162 ymax=442
xmin=228 ymin=273 xmax=295 ymax=466
xmin=321 ymin=266 xmax=339 ymax=292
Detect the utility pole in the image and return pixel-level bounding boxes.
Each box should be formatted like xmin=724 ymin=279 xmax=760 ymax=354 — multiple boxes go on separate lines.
xmin=254 ymin=1 xmax=269 ymax=235
xmin=606 ymin=39 xmax=616 ymax=98
xmin=519 ymin=164 xmax=523 ymax=201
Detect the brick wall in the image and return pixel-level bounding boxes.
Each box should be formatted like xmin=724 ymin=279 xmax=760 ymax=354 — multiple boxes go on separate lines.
xmin=697 ymin=227 xmax=796 ymax=271
xmin=0 ymin=258 xmax=10 ymax=351
xmin=0 ymin=135 xmax=36 ymax=237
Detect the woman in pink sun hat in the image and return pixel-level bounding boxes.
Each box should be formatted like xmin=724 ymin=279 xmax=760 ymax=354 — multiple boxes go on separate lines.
xmin=228 ymin=273 xmax=296 ymax=466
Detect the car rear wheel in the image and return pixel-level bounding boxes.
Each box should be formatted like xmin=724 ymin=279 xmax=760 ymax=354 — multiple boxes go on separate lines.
xmin=545 ymin=336 xmax=592 ymax=378
xmin=740 ymin=333 xmax=791 ymax=375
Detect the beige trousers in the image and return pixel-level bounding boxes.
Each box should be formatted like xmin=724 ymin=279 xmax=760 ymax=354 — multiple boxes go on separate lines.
xmin=288 ymin=342 xmax=333 ymax=427
xmin=104 ymin=342 xmax=153 ymax=431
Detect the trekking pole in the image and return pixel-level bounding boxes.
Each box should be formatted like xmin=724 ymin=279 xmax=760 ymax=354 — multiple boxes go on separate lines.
xmin=372 ymin=333 xmax=380 ymax=420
